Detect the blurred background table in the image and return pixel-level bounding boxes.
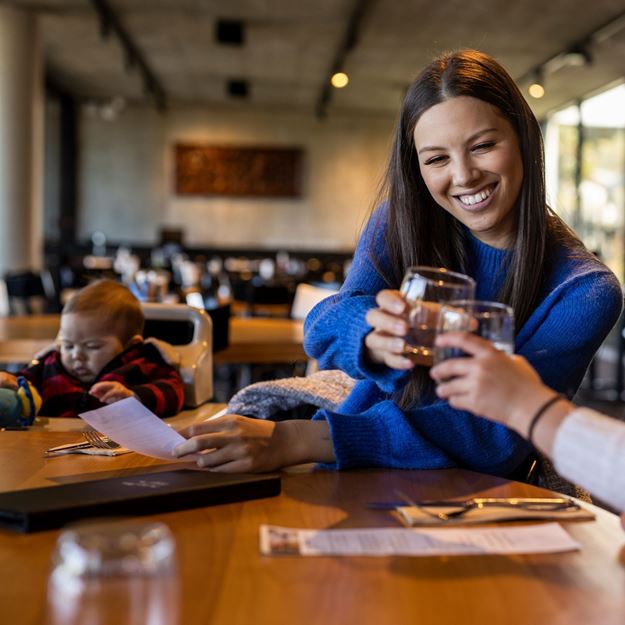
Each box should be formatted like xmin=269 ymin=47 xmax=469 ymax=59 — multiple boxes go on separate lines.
xmin=0 ymin=314 xmax=306 ymax=366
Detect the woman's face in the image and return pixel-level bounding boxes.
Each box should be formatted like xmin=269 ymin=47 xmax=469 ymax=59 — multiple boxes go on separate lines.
xmin=413 ymin=95 xmax=523 ymax=249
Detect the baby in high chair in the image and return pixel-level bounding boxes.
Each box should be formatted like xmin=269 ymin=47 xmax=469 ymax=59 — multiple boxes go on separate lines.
xmin=0 ymin=279 xmax=184 ymax=420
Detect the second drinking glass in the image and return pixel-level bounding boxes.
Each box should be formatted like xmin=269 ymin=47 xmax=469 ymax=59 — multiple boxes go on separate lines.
xmin=399 ymin=266 xmax=476 ymax=365
xmin=434 ymin=300 xmax=515 ymax=363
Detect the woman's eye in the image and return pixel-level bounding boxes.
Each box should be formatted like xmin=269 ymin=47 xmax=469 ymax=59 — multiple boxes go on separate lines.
xmin=472 ymin=141 xmax=495 ymax=152
xmin=424 ymin=155 xmax=447 ymax=166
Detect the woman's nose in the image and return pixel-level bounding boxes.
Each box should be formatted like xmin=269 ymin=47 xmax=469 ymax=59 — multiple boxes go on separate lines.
xmin=451 ymin=157 xmax=479 ymax=187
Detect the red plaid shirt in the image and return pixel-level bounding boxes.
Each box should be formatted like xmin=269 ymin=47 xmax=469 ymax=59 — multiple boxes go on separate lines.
xmin=20 ymin=342 xmax=185 ymax=418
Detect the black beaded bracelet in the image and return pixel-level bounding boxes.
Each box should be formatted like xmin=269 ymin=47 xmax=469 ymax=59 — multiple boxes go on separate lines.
xmin=527 ymin=393 xmax=565 ymax=446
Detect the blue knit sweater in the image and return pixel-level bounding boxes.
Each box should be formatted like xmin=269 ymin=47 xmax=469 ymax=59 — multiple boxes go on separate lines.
xmin=304 ymin=206 xmax=623 ymax=476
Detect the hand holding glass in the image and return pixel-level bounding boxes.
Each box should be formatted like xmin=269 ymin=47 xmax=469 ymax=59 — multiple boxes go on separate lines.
xmin=400 ymin=266 xmax=476 ymax=365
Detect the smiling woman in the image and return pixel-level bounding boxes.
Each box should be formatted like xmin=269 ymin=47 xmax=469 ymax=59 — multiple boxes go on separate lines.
xmin=297 ymin=50 xmax=623 ymax=478
xmin=175 ymin=50 xmax=623 ymax=484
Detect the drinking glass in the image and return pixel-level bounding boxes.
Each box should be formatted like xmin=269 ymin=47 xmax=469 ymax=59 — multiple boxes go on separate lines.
xmin=434 ymin=300 xmax=515 ymax=363
xmin=400 ymin=266 xmax=476 ymax=365
xmin=45 ymin=519 xmax=179 ymax=625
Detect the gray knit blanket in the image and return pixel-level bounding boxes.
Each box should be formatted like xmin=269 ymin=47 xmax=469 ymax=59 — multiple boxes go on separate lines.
xmin=226 ymin=369 xmax=355 ymax=420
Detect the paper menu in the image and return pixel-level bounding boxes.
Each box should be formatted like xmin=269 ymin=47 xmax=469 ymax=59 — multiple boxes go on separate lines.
xmin=79 ymin=396 xmax=201 ymax=461
xmin=259 ymin=523 xmax=581 ymax=557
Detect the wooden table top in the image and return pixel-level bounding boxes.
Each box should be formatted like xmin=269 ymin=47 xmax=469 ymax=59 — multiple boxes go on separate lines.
xmin=0 ymin=415 xmax=624 ymax=625
xmin=0 ymin=314 xmax=306 ymax=365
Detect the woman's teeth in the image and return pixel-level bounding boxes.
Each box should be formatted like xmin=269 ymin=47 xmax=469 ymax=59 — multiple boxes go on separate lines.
xmin=459 ymin=186 xmax=493 ymax=206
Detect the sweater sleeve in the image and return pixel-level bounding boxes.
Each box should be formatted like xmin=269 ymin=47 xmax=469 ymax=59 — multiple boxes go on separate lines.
xmin=315 ymin=387 xmax=532 ymax=473
xmin=514 ymin=266 xmax=623 ymax=397
xmin=130 ymin=364 xmax=185 ymax=418
xmin=304 ymin=205 xmax=410 ymax=392
xmin=553 ymin=408 xmax=625 ymax=511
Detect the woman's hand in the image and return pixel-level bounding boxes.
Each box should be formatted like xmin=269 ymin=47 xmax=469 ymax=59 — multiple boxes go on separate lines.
xmin=364 ymin=289 xmax=414 ymax=369
xmin=89 ymin=381 xmax=135 ymax=404
xmin=174 ymin=416 xmax=335 ymax=472
xmin=430 ymin=332 xmax=554 ymax=433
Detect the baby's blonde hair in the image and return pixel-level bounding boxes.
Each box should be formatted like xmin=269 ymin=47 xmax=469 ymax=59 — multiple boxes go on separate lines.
xmin=63 ymin=279 xmax=144 ymax=345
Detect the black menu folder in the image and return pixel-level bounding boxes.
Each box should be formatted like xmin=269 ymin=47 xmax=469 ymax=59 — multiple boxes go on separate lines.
xmin=0 ymin=469 xmax=281 ymax=533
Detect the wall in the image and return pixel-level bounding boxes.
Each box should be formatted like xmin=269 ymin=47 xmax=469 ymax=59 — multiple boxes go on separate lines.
xmin=78 ymin=105 xmax=396 ymax=252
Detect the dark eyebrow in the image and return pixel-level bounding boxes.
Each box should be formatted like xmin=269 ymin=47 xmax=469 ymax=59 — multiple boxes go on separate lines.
xmin=417 ymin=127 xmax=499 ymax=155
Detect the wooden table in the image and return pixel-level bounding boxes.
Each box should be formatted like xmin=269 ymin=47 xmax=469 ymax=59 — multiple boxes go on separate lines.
xmin=0 ymin=315 xmax=306 ymax=365
xmin=0 ymin=415 xmax=624 ymax=625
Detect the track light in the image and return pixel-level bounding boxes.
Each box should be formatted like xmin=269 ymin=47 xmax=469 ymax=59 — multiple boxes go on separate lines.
xmin=528 ymin=82 xmax=545 ymax=99
xmin=528 ymin=69 xmax=545 ymax=99
xmin=330 ymin=72 xmax=349 ymax=88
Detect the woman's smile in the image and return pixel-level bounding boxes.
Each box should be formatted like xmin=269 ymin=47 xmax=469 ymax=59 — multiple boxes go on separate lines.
xmin=454 ymin=182 xmax=498 ymax=209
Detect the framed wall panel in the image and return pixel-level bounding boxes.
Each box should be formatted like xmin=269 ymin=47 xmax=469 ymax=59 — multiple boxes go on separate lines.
xmin=175 ymin=144 xmax=303 ymax=197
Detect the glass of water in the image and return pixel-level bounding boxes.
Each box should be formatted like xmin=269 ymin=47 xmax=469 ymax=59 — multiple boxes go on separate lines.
xmin=45 ymin=519 xmax=179 ymax=625
xmin=434 ymin=300 xmax=515 ymax=363
xmin=400 ymin=266 xmax=476 ymax=365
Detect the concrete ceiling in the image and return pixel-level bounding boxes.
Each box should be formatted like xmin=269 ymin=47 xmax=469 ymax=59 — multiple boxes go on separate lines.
xmin=5 ymin=0 xmax=625 ymax=119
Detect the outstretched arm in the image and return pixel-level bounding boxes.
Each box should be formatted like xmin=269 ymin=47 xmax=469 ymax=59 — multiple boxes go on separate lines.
xmin=431 ymin=331 xmax=625 ymax=521
xmin=174 ymin=417 xmax=335 ymax=472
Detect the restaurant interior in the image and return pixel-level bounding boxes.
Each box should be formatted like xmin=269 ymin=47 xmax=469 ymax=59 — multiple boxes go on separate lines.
xmin=1 ymin=1 xmax=625 ymax=624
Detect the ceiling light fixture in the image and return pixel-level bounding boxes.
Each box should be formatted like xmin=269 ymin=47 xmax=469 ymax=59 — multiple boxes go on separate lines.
xmin=89 ymin=0 xmax=167 ymax=112
xmin=528 ymin=69 xmax=545 ymax=99
xmin=330 ymin=72 xmax=349 ymax=88
xmin=528 ymin=82 xmax=545 ymax=99
xmin=517 ymin=8 xmax=625 ymax=105
xmin=316 ymin=0 xmax=372 ymax=118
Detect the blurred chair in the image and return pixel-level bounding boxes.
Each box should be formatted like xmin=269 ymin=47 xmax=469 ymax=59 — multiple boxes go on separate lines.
xmin=290 ymin=283 xmax=339 ymax=375
xmin=4 ymin=270 xmax=61 ymax=315
xmin=0 ymin=279 xmax=9 ymax=316
xmin=206 ymin=304 xmax=230 ymax=352
xmin=290 ymin=283 xmax=338 ymax=320
xmin=184 ymin=292 xmax=231 ymax=353
xmin=232 ymin=280 xmax=294 ymax=317
xmin=142 ymin=303 xmax=213 ymax=407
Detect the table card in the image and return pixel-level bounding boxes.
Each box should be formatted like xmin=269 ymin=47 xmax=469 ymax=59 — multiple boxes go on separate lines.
xmin=259 ymin=523 xmax=581 ymax=557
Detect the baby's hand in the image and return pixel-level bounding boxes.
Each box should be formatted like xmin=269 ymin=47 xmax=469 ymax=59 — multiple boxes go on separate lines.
xmin=89 ymin=381 xmax=135 ymax=404
xmin=0 ymin=372 xmax=18 ymax=391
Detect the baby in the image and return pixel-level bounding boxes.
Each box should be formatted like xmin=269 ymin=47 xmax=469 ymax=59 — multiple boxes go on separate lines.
xmin=0 ymin=279 xmax=184 ymax=418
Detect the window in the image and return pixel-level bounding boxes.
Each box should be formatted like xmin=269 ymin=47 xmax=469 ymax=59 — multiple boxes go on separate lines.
xmin=545 ymin=83 xmax=625 ymax=282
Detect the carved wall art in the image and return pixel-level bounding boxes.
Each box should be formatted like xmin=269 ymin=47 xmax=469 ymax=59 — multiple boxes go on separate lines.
xmin=175 ymin=144 xmax=303 ymax=197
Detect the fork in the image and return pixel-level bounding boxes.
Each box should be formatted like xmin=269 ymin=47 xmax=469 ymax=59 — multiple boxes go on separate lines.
xmin=83 ymin=430 xmax=121 ymax=449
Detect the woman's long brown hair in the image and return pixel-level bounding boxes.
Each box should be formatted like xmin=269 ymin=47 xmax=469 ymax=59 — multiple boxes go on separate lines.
xmin=371 ymin=49 xmax=584 ymax=408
